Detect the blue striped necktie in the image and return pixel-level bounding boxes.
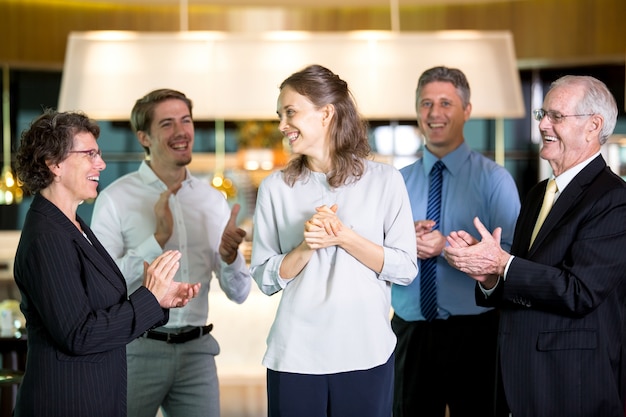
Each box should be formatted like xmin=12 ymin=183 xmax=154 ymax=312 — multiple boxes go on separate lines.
xmin=421 ymin=160 xmax=445 ymax=321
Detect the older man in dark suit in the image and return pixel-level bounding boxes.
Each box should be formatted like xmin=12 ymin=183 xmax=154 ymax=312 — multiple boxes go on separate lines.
xmin=444 ymin=75 xmax=626 ymax=417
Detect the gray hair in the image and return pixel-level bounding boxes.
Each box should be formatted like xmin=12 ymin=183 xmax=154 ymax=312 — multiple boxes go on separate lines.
xmin=550 ymin=75 xmax=617 ymax=144
xmin=416 ymin=66 xmax=471 ymax=109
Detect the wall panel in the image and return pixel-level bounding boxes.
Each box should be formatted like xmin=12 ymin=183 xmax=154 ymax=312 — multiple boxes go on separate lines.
xmin=1 ymin=0 xmax=625 ymax=69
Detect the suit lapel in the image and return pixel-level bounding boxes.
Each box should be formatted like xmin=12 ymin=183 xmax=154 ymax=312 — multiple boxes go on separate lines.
xmin=32 ymin=195 xmax=127 ymax=293
xmin=77 ymin=219 xmax=128 ymax=292
xmin=515 ymin=182 xmax=546 ymax=256
xmin=527 ymin=155 xmax=606 ymax=255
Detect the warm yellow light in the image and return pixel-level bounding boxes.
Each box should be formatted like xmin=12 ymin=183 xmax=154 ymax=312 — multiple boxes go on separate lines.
xmin=244 ymin=161 xmax=260 ymax=171
xmin=347 ymin=30 xmax=396 ymax=40
xmin=5 ymin=173 xmax=14 ymax=188
xmin=2 ymin=65 xmax=23 ymax=205
xmin=211 ymin=174 xmax=237 ymax=199
xmin=212 ymin=176 xmax=223 ymax=188
xmin=261 ymin=31 xmax=312 ymax=41
xmin=260 ymin=161 xmax=274 ymax=170
xmin=0 ymin=168 xmax=23 ymax=205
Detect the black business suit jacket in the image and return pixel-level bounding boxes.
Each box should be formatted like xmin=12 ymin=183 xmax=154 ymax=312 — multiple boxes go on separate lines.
xmin=13 ymin=194 xmax=168 ymax=417
xmin=476 ymin=155 xmax=626 ymax=417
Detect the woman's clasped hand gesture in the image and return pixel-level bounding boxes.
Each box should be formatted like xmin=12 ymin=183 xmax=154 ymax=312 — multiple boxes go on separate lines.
xmin=303 ymin=204 xmax=344 ymax=250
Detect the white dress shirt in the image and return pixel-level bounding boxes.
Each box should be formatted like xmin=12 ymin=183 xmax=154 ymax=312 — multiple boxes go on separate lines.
xmin=91 ymin=161 xmax=251 ymax=328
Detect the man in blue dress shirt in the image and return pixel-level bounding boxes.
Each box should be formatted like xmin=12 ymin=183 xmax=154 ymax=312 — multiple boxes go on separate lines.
xmin=391 ymin=66 xmax=520 ymax=417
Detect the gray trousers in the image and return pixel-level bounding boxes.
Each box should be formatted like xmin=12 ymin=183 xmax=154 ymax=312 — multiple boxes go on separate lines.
xmin=126 ymin=332 xmax=221 ymax=417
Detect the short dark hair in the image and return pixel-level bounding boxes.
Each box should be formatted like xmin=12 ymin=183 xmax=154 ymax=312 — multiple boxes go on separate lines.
xmin=16 ymin=109 xmax=100 ymax=194
xmin=416 ymin=66 xmax=471 ymax=109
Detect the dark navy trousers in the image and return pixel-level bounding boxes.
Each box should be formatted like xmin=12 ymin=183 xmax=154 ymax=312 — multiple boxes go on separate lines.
xmin=267 ymin=354 xmax=394 ymax=417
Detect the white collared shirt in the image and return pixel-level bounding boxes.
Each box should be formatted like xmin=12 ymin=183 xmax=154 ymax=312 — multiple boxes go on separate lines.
xmin=91 ymin=161 xmax=251 ymax=328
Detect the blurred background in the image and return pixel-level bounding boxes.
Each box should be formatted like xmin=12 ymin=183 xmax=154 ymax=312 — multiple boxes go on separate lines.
xmin=1 ymin=0 xmax=626 ymax=415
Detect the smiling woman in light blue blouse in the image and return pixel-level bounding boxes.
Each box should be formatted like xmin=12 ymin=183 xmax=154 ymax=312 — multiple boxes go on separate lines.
xmin=250 ymin=64 xmax=418 ymax=417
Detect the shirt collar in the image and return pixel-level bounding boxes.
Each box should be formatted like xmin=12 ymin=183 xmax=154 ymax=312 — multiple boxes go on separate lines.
xmin=137 ymin=160 xmax=193 ymax=190
xmin=423 ymin=142 xmax=470 ymax=176
xmin=552 ymin=151 xmax=601 ymax=193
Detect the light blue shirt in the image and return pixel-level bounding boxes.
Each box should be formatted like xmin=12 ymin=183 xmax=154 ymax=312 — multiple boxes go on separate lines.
xmin=392 ymin=142 xmax=520 ymax=320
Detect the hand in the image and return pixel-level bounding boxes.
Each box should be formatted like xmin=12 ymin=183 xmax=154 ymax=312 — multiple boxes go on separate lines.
xmin=306 ymin=204 xmax=340 ymax=235
xmin=443 ymin=217 xmax=510 ymax=289
xmin=158 ymin=281 xmax=202 ymax=309
xmin=219 ymin=203 xmax=247 ymax=264
xmin=414 ymin=220 xmax=445 ymax=260
xmin=447 ymin=229 xmax=479 ymax=248
xmin=303 ymin=204 xmax=343 ymax=250
xmin=154 ymin=184 xmax=182 ymax=248
xmin=414 ymin=220 xmax=436 ymax=237
xmin=142 ymin=250 xmax=201 ymax=308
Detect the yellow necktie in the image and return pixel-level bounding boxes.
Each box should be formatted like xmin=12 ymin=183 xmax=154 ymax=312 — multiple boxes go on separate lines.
xmin=530 ymin=179 xmax=557 ymax=248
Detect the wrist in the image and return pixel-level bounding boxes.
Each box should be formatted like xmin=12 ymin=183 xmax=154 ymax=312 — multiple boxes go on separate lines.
xmin=498 ymin=251 xmax=512 ymax=276
xmin=482 ymin=274 xmax=499 ymax=290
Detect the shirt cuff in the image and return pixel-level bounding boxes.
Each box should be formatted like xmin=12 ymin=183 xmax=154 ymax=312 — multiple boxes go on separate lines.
xmin=479 ymin=277 xmax=500 ymax=297
xmin=503 ymin=255 xmax=515 ymax=278
xmin=478 ymin=255 xmax=515 ymax=297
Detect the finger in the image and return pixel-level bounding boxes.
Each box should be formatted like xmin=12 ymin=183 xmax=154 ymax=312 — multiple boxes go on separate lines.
xmin=192 ymin=282 xmax=201 ymax=297
xmin=493 ymin=226 xmax=502 ymax=244
xmin=458 ymin=230 xmax=475 ymax=245
xmin=473 ymin=216 xmax=492 ymax=241
xmin=160 ymin=188 xmax=174 ymax=202
xmin=227 ymin=204 xmax=241 ymax=228
xmin=322 ymin=220 xmax=336 ymax=236
xmin=330 ymin=204 xmax=338 ymax=213
xmin=158 ymin=250 xmax=181 ymax=264
xmin=307 ymin=218 xmax=325 ymax=230
xmin=415 ymin=220 xmax=435 ymax=235
xmin=315 ymin=205 xmax=335 ymax=214
xmin=450 ymin=230 xmax=476 ymax=246
xmin=154 ymin=250 xmax=182 ymax=275
xmin=446 ymin=232 xmax=463 ymax=248
xmin=163 ymin=260 xmax=181 ymax=280
xmin=170 ymin=183 xmax=182 ymax=194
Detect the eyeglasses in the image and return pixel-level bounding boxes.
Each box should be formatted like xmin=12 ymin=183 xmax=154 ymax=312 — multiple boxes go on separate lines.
xmin=68 ymin=149 xmax=103 ymax=160
xmin=532 ymin=108 xmax=594 ymax=124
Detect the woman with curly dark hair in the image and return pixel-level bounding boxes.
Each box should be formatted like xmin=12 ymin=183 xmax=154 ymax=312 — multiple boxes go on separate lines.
xmin=12 ymin=109 xmax=200 ymax=417
xmin=250 ymin=65 xmax=418 ymax=417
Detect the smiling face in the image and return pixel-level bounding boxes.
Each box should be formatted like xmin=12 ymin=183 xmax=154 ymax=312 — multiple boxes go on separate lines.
xmin=538 ymin=84 xmax=602 ymax=176
xmin=416 ymin=81 xmax=471 ymax=158
xmin=50 ymin=131 xmax=106 ymax=203
xmin=277 ymin=85 xmax=332 ymax=171
xmin=138 ymin=98 xmax=194 ymax=174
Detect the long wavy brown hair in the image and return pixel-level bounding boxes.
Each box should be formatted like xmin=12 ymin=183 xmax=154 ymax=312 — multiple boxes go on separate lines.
xmin=280 ymin=65 xmax=371 ymax=188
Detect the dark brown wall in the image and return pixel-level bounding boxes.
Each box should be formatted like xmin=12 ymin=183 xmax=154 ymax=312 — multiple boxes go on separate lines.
xmin=1 ymin=0 xmax=625 ymax=69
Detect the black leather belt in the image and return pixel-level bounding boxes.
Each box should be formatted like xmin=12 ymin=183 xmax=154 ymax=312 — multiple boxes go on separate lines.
xmin=143 ymin=324 xmax=213 ymax=344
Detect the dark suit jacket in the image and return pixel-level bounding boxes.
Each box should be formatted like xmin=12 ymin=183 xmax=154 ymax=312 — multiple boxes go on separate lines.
xmin=13 ymin=194 xmax=168 ymax=417
xmin=476 ymin=155 xmax=626 ymax=417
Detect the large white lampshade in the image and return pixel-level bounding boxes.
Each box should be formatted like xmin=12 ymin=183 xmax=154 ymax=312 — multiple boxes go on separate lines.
xmin=58 ymin=30 xmax=525 ymax=121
